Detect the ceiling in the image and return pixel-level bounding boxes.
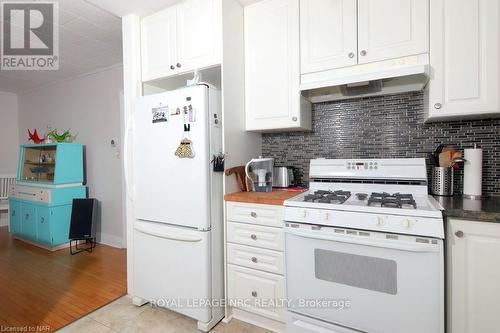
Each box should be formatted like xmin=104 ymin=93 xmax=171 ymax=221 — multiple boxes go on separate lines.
xmin=85 ymin=0 xmax=262 ymax=17
xmin=0 ymin=0 xmax=122 ymax=94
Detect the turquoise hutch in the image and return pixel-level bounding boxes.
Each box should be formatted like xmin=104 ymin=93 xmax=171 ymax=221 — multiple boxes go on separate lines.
xmin=9 ymin=143 xmax=86 ymax=250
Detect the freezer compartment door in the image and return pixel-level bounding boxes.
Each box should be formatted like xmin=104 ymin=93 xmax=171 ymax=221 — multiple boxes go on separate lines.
xmin=133 ymin=220 xmax=212 ymax=322
xmin=133 ymin=86 xmax=211 ymax=229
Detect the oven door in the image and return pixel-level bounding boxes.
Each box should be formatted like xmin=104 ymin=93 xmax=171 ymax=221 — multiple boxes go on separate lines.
xmin=285 ymin=225 xmax=444 ymax=333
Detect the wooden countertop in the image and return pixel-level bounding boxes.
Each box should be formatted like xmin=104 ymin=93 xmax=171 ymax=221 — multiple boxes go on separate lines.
xmin=224 ymin=189 xmax=305 ymax=206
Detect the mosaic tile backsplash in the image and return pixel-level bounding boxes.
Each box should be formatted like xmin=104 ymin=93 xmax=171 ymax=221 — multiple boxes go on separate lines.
xmin=262 ymin=91 xmax=500 ymax=195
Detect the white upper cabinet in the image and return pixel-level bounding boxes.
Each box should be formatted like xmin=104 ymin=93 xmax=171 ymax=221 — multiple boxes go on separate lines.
xmin=300 ymin=0 xmax=429 ymax=73
xmin=357 ymin=0 xmax=429 ymax=64
xmin=176 ymin=0 xmax=222 ymax=72
xmin=141 ymin=0 xmax=222 ymax=82
xmin=426 ymin=0 xmax=499 ymax=121
xmin=447 ymin=219 xmax=500 ymax=333
xmin=300 ymin=0 xmax=358 ymax=74
xmin=141 ymin=7 xmax=177 ymax=82
xmin=245 ymin=0 xmax=311 ymax=132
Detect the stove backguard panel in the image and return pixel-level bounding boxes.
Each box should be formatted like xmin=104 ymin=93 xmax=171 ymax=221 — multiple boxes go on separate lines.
xmin=262 ymin=92 xmax=500 ymax=195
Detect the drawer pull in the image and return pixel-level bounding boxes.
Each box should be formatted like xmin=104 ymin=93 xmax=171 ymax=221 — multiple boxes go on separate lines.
xmin=251 ymin=291 xmax=257 ymax=297
xmin=250 ymin=212 xmax=257 ymax=218
xmin=251 ymin=257 xmax=258 ymax=263
xmin=250 ymin=234 xmax=257 ymax=240
xmin=11 ymin=210 xmax=15 ymax=217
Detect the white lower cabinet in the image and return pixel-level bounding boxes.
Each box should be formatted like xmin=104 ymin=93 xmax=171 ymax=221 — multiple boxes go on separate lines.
xmin=447 ymin=219 xmax=500 ymax=333
xmin=227 ymin=264 xmax=286 ymax=322
xmin=227 ymin=222 xmax=284 ymax=251
xmin=227 ymin=243 xmax=284 ymax=275
xmin=226 ymin=201 xmax=286 ymax=329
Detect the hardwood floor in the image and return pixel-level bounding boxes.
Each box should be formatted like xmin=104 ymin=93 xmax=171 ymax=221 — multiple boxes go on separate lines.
xmin=0 ymin=226 xmax=127 ymax=332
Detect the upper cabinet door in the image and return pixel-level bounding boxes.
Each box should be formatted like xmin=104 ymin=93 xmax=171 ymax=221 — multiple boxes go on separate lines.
xmin=245 ymin=0 xmax=311 ymax=132
xmin=300 ymin=0 xmax=358 ymax=74
xmin=357 ymin=0 xmax=429 ymax=64
xmin=427 ymin=0 xmax=499 ymax=120
xmin=176 ymin=0 xmax=222 ymax=73
xmin=141 ymin=7 xmax=177 ymax=82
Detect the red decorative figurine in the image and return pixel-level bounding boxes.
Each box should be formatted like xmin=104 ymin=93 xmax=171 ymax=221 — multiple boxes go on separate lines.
xmin=28 ymin=129 xmax=45 ymax=144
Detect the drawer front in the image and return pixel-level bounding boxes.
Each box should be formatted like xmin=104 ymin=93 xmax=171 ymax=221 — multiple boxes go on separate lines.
xmin=227 ymin=222 xmax=284 ymax=251
xmin=227 ymin=264 xmax=285 ymax=322
xmin=10 ymin=185 xmax=51 ymax=203
xmin=227 ymin=243 xmax=284 ymax=275
xmin=227 ymin=202 xmax=283 ymax=227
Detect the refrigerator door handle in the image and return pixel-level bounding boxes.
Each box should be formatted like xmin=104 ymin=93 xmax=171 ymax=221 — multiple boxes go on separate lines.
xmin=134 ymin=224 xmax=203 ymax=242
xmin=124 ymin=116 xmax=134 ymax=201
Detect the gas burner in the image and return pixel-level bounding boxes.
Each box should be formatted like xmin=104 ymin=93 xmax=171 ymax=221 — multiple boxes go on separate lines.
xmin=303 ymin=190 xmax=352 ymax=204
xmin=355 ymin=193 xmax=369 ymax=201
xmin=367 ymin=192 xmax=417 ymax=209
xmin=304 ymin=194 xmax=322 ymax=202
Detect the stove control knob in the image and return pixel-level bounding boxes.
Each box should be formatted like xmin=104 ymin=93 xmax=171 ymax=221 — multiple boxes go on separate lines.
xmin=403 ymin=219 xmax=413 ymax=228
xmin=324 ymin=212 xmax=329 ymax=220
xmin=376 ymin=216 xmax=385 ymax=226
xmin=303 ymin=210 xmax=308 ymax=219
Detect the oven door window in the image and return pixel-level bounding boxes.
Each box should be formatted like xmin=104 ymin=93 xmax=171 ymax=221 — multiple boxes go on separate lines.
xmin=315 ymin=249 xmax=397 ymax=295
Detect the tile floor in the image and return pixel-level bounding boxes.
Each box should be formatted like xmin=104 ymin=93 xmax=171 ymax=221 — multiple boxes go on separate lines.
xmin=58 ymin=296 xmax=272 ymax=333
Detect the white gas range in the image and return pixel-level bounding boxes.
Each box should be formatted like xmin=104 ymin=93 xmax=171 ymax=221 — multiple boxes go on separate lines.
xmin=284 ymin=158 xmax=444 ymax=333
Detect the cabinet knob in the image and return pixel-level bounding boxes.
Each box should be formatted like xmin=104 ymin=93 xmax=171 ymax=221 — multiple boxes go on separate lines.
xmin=176 ymin=63 xmax=182 ymax=68
xmin=11 ymin=210 xmax=15 ymax=217
xmin=434 ymin=103 xmax=442 ymax=109
xmin=170 ymin=65 xmax=175 ymax=70
xmin=251 ymin=257 xmax=258 ymax=263
xmin=348 ymin=52 xmax=355 ymax=58
xmin=250 ymin=234 xmax=257 ymax=240
xmin=40 ymin=217 xmax=45 ymax=224
xmin=292 ymin=116 xmax=298 ymax=122
xmin=455 ymin=230 xmax=464 ymax=238
xmin=360 ymin=50 xmax=367 ymax=56
xmin=250 ymin=212 xmax=257 ymax=218
xmin=251 ymin=291 xmax=257 ymax=297
xmin=25 ymin=214 xmax=29 ymax=220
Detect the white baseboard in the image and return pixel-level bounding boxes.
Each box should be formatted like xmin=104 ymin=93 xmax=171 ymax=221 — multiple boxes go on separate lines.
xmin=98 ymin=232 xmax=125 ymax=248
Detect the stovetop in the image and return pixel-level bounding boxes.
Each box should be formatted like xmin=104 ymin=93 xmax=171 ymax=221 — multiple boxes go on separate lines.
xmin=286 ymin=188 xmax=443 ymax=219
xmin=303 ymin=190 xmax=418 ymax=209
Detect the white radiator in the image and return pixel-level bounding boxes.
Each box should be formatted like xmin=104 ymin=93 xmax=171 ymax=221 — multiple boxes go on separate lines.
xmin=0 ymin=176 xmax=15 ymax=209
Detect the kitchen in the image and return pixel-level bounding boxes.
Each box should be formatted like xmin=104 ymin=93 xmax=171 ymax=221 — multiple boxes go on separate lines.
xmin=113 ymin=0 xmax=498 ymax=332
xmin=1 ymin=0 xmax=499 ymax=332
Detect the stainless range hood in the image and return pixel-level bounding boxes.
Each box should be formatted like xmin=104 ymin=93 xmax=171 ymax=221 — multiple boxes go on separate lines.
xmin=300 ymin=54 xmax=429 ymax=103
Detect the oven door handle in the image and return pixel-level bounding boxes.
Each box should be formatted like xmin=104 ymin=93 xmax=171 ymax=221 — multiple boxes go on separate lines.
xmin=285 ymin=228 xmax=441 ymax=253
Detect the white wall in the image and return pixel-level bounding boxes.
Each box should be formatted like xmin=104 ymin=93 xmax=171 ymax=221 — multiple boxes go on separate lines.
xmin=17 ymin=66 xmax=125 ymax=247
xmin=0 ymin=92 xmax=19 ymax=174
xmin=0 ymin=92 xmax=19 ymax=227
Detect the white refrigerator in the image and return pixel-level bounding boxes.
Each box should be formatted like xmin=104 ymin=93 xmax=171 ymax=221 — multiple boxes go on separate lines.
xmin=130 ymin=84 xmax=224 ymax=331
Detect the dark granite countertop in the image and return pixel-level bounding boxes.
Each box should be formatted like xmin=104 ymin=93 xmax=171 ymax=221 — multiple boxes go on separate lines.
xmin=434 ymin=195 xmax=500 ymax=223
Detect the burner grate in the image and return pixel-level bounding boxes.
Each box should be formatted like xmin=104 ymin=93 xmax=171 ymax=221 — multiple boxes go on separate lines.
xmin=367 ymin=192 xmax=417 ymax=209
xmin=303 ymin=190 xmax=352 ymax=204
